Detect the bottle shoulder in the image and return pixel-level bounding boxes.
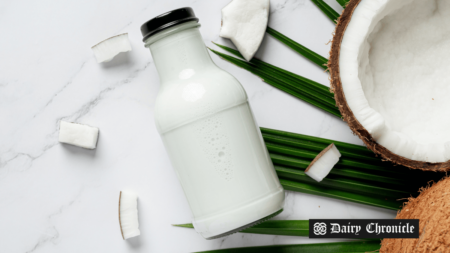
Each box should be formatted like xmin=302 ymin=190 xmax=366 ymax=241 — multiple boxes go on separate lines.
xmin=154 ymin=68 xmax=248 ymax=133
xmin=160 ymin=67 xmax=245 ymax=93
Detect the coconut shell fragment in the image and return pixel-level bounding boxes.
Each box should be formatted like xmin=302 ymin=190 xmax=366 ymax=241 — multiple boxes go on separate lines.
xmin=328 ymin=0 xmax=450 ymax=171
xmin=380 ymin=177 xmax=450 ymax=252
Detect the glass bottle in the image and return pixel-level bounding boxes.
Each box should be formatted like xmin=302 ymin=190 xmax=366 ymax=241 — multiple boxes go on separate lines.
xmin=141 ymin=7 xmax=284 ymax=239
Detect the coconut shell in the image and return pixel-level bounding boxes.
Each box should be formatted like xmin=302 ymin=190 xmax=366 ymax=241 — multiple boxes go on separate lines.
xmin=380 ymin=177 xmax=450 ymax=252
xmin=328 ymin=0 xmax=450 ymax=171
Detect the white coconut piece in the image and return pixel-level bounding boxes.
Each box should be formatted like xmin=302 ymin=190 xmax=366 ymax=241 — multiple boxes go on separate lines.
xmin=119 ymin=191 xmax=140 ymax=240
xmin=92 ymin=33 xmax=131 ymax=63
xmin=220 ymin=0 xmax=270 ymax=61
xmin=58 ymin=121 xmax=99 ymax=149
xmin=338 ymin=0 xmax=450 ymax=163
xmin=305 ymin=144 xmax=341 ymax=182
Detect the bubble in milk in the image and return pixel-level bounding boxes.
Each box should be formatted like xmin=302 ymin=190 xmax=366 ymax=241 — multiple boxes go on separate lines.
xmin=194 ymin=113 xmax=233 ymax=181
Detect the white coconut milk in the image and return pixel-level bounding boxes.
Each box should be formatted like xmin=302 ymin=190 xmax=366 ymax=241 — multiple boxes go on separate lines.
xmin=144 ymin=21 xmax=284 ymax=239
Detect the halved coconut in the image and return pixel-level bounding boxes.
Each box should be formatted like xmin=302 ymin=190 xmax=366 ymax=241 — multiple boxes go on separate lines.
xmin=380 ymin=177 xmax=450 ymax=252
xmin=329 ymin=0 xmax=450 ymax=171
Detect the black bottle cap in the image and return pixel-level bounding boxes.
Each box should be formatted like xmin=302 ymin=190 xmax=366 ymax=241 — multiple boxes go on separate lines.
xmin=140 ymin=7 xmax=199 ymax=42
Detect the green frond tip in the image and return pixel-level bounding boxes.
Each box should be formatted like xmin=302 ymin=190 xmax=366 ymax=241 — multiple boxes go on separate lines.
xmin=172 ymin=223 xmax=194 ymax=228
xmin=173 ymin=220 xmax=310 ymax=237
xmin=336 ymin=0 xmax=349 ymax=8
xmin=311 ymin=0 xmax=340 ymax=23
xmin=266 ymin=27 xmax=328 ymax=70
xmin=212 ymin=42 xmax=244 ymax=59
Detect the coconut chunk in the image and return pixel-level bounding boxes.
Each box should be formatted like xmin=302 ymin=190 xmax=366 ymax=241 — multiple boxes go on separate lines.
xmin=220 ymin=0 xmax=270 ymax=61
xmin=305 ymin=144 xmax=341 ymax=182
xmin=58 ymin=121 xmax=99 ymax=149
xmin=92 ymin=33 xmax=131 ymax=63
xmin=119 ymin=191 xmax=140 ymax=240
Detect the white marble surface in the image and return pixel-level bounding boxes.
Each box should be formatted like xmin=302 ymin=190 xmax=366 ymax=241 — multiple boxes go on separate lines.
xmin=0 ymin=0 xmax=396 ymax=252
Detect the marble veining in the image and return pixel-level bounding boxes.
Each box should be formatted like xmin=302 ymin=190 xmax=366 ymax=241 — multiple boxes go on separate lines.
xmin=27 ymin=188 xmax=84 ymax=253
xmin=0 ymin=0 xmax=396 ymax=252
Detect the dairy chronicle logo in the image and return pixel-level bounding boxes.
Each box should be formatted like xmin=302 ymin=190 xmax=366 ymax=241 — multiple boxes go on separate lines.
xmin=313 ymin=222 xmax=327 ymax=235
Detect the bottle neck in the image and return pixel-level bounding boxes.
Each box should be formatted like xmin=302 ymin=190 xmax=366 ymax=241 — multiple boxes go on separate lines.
xmin=145 ymin=22 xmax=214 ymax=84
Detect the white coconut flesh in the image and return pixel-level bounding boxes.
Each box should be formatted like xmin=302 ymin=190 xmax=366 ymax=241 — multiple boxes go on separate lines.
xmin=339 ymin=0 xmax=450 ymax=163
xmin=220 ymin=0 xmax=270 ymax=61
xmin=58 ymin=121 xmax=99 ymax=149
xmin=305 ymin=144 xmax=341 ymax=182
xmin=119 ymin=191 xmax=140 ymax=240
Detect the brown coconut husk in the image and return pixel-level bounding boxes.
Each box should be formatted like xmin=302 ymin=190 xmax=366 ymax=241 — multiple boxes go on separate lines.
xmin=380 ymin=177 xmax=450 ymax=252
xmin=328 ymin=0 xmax=450 ymax=172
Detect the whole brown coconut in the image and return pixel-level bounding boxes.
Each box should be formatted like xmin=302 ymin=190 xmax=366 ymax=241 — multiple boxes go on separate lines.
xmin=328 ymin=0 xmax=450 ymax=171
xmin=380 ymin=177 xmax=450 ymax=252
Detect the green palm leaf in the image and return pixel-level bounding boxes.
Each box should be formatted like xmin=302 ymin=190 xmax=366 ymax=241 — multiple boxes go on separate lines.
xmin=280 ymin=179 xmax=402 ymax=210
xmin=195 ymin=240 xmax=380 ymax=252
xmin=212 ymin=42 xmax=332 ymax=96
xmin=260 ymin=128 xmax=441 ymax=210
xmin=174 ymin=220 xmax=309 ymax=237
xmin=311 ymin=0 xmax=340 ymax=23
xmin=275 ymin=166 xmax=410 ymax=199
xmin=208 ymin=47 xmax=341 ymax=117
xmin=266 ymin=27 xmax=329 ymax=70
xmin=262 ymin=128 xmax=442 ymax=187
